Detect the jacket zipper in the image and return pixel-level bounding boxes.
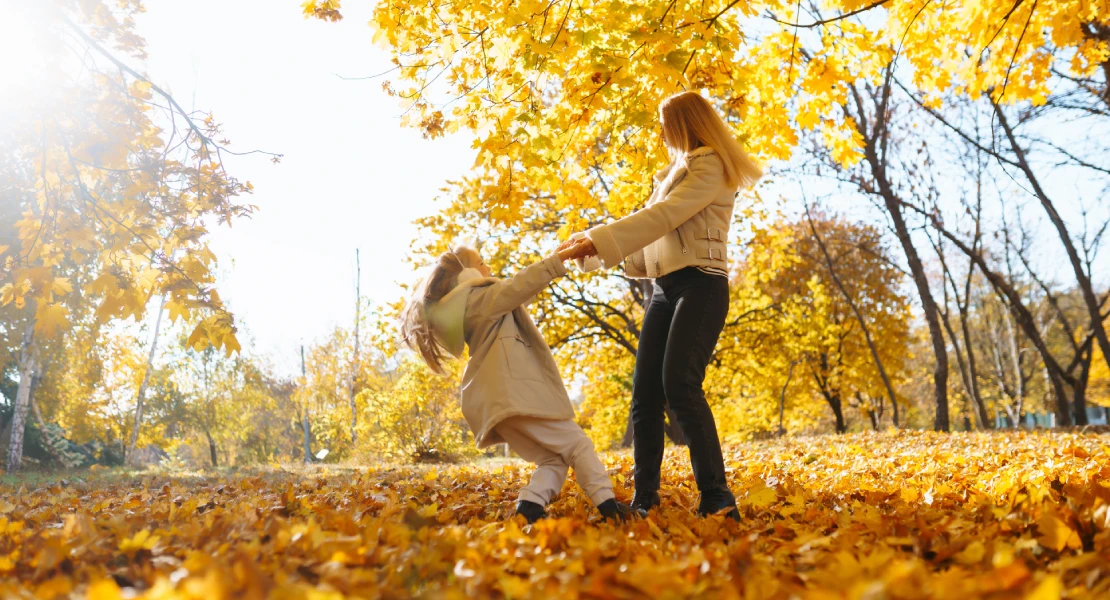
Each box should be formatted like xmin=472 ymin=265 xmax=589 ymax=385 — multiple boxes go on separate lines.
xmin=675 ymin=227 xmax=688 ymax=255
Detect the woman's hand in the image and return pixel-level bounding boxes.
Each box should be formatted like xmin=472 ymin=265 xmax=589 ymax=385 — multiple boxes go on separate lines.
xmin=556 ymin=236 xmax=580 ymax=253
xmin=556 ymin=236 xmax=598 ymax=261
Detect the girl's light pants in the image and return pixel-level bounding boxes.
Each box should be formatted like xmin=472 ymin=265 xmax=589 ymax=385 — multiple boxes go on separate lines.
xmin=494 ymin=416 xmax=616 ymax=507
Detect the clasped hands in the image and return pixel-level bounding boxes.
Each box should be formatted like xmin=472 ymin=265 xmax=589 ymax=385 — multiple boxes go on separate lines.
xmin=555 ymin=234 xmax=597 ymax=262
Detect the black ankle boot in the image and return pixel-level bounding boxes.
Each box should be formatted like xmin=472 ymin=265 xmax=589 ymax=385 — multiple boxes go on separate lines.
xmin=515 ymin=500 xmax=546 ymax=524
xmin=631 ymin=490 xmax=661 ymax=512
xmin=697 ymin=502 xmax=741 ymax=521
xmin=597 ymin=499 xmax=643 ymax=521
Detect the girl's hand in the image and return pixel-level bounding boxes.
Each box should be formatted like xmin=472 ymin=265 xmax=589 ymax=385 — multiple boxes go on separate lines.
xmin=556 ymin=234 xmax=582 ymax=253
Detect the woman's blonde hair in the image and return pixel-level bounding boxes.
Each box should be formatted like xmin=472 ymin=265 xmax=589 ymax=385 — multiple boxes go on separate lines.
xmin=400 ymin=246 xmax=481 ymax=374
xmin=660 ymin=91 xmax=763 ymax=189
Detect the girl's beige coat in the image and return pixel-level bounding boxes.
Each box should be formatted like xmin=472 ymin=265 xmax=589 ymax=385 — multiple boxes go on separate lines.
xmin=430 ymin=255 xmax=575 ymax=448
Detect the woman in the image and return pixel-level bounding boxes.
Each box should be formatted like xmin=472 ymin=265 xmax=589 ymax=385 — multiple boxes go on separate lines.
xmin=565 ymin=91 xmax=762 ymax=518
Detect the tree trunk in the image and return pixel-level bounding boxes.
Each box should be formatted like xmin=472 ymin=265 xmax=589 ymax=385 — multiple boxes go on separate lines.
xmin=877 ymin=191 xmax=948 ymax=431
xmin=958 ymin=301 xmax=992 ymax=428
xmin=779 ymin=361 xmax=797 ymax=436
xmin=905 ymin=202 xmax=1075 ymax=426
xmin=860 ymin=394 xmax=879 ymax=431
xmin=302 ymin=413 xmax=312 ymax=463
xmin=204 ymin=429 xmax=218 ymax=467
xmin=941 ymin=310 xmax=990 ymax=429
xmin=992 ymin=102 xmax=1110 ymax=381
xmin=1074 ymin=347 xmax=1092 ymax=426
xmin=849 ymin=78 xmax=948 ymax=431
xmin=6 ymin=320 xmax=37 ymax=473
xmin=301 ymin=345 xmax=312 ymax=464
xmin=822 ymin=391 xmax=847 ymax=433
xmin=349 ymin=249 xmax=361 ymax=446
xmin=127 ymin=294 xmax=166 ymax=465
xmin=805 ymin=205 xmax=901 ymax=426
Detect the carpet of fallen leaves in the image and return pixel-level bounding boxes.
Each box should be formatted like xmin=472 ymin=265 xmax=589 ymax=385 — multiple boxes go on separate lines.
xmin=1 ymin=431 xmax=1109 ymax=599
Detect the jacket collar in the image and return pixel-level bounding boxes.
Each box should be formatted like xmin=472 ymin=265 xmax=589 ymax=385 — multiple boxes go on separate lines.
xmin=653 ymin=147 xmax=717 ymax=182
xmin=426 ymin=278 xmax=498 ymax=357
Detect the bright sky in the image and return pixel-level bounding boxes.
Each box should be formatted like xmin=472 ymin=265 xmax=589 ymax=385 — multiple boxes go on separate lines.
xmin=135 ymin=1 xmax=474 ymax=373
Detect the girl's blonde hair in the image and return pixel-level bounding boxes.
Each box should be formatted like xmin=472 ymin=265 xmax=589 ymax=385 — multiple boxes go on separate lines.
xmin=660 ymin=91 xmax=763 ymax=189
xmin=400 ymin=246 xmax=481 ymax=374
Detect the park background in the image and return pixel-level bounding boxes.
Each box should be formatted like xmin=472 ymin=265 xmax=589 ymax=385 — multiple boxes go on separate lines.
xmin=1 ymin=0 xmax=1109 ymax=598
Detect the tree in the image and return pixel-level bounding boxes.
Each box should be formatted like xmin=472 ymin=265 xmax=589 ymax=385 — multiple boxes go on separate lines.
xmin=1 ymin=0 xmax=266 ymax=469
xmin=359 ymin=357 xmax=476 ymax=462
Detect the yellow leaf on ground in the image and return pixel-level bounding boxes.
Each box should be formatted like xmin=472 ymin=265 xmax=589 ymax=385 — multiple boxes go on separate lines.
xmin=1037 ymin=513 xmax=1074 ymax=552
xmin=1024 ymin=575 xmax=1062 ymax=600
xmin=86 ymin=580 xmax=123 ymax=600
xmin=744 ymin=483 xmax=778 ymax=509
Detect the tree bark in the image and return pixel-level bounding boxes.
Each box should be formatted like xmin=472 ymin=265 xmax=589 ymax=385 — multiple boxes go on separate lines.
xmin=827 ymin=393 xmax=847 ymax=433
xmin=6 ymin=320 xmax=37 ymax=473
xmin=1074 ymin=346 xmax=1093 ymax=426
xmin=877 ymin=190 xmax=949 ymax=431
xmin=931 ymin=227 xmax=992 ymax=429
xmin=204 ymin=429 xmax=218 ymax=467
xmin=127 ymin=293 xmax=166 ymax=464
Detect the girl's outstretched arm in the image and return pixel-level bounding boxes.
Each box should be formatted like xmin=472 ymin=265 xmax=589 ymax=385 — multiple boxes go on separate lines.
xmin=467 ymin=253 xmax=568 ymax=319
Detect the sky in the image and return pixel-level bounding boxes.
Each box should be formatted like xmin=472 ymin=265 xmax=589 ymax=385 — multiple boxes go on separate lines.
xmin=134 ymin=1 xmax=475 ymax=373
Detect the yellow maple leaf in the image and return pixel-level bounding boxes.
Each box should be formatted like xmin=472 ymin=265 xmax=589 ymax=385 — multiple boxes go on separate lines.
xmin=743 ymin=483 xmax=778 ymax=509
xmin=35 ymin=303 xmax=70 ymax=337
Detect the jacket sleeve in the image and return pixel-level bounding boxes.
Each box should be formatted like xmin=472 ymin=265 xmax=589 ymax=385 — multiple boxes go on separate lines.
xmin=467 ymin=254 xmax=567 ymax=320
xmin=586 ymin=152 xmax=725 ymax=269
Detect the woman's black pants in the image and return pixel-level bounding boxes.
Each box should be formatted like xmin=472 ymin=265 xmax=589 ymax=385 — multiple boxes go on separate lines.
xmin=631 ymin=267 xmax=735 ymax=511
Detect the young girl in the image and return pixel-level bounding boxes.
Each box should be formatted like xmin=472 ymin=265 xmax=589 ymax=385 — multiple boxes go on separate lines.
xmin=400 ymin=245 xmax=637 ymax=523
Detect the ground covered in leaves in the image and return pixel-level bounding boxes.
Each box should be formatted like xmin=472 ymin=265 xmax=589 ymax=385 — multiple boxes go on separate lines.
xmin=1 ymin=431 xmax=1109 ymax=599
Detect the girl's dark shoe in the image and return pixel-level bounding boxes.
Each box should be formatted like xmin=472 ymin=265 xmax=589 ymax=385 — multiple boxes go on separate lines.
xmin=597 ymin=499 xmax=643 ymax=521
xmin=515 ymin=500 xmax=546 ymax=524
xmin=631 ymin=490 xmax=661 ymax=512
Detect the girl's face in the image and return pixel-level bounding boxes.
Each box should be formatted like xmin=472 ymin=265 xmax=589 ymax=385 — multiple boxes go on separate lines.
xmin=476 ymin=257 xmax=492 ymax=277
xmin=459 ymin=248 xmax=492 ymax=277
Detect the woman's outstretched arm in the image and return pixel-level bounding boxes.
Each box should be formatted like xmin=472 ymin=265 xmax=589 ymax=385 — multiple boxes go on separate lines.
xmin=586 ymin=151 xmax=724 ymax=269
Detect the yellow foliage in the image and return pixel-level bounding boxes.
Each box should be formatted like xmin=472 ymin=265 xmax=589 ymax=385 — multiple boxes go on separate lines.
xmin=0 ymin=0 xmax=253 ymax=355
xmin=357 ymin=357 xmax=477 ymax=462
